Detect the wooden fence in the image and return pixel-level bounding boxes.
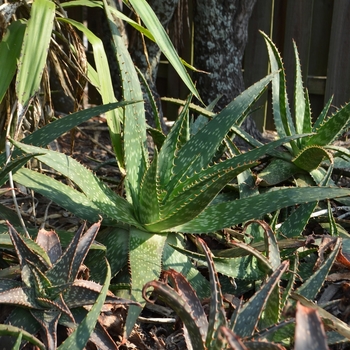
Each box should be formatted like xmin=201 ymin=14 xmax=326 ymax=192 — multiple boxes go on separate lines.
xmin=158 ymin=0 xmax=350 ymax=130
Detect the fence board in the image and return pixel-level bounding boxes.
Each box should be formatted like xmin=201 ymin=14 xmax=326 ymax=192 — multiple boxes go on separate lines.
xmin=282 ymin=0 xmax=314 ymax=123
xmin=244 ymin=0 xmax=274 ymax=131
xmin=325 ymin=0 xmax=350 ymax=109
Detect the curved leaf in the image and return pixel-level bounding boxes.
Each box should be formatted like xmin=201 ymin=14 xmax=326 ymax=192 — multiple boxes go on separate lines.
xmin=143 ymin=269 xmax=207 ymax=350
xmin=292 ymin=146 xmax=332 ymax=172
xmin=232 ymin=261 xmax=289 ymax=337
xmin=127 ymin=0 xmax=199 ymax=99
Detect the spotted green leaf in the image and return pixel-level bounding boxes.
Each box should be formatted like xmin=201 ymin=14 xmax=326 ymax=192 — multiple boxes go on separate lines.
xmin=57 ymin=259 xmax=111 ymax=350
xmin=296 ymin=238 xmax=341 ymax=300
xmin=232 ymin=261 xmax=289 ymax=337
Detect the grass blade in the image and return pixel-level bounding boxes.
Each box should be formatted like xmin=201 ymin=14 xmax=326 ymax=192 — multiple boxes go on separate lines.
xmin=0 ymin=20 xmax=25 ymax=104
xmin=128 ymin=0 xmax=199 ymax=100
xmin=58 ymin=17 xmax=124 ymax=171
xmin=16 ymin=0 xmax=55 ymax=116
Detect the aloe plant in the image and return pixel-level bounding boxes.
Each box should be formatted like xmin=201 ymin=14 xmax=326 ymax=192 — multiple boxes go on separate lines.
xmin=256 ymin=32 xmax=350 ymax=188
xmin=5 ymin=3 xmax=350 ymax=338
xmin=142 ymin=237 xmax=292 ymax=350
xmin=0 ymin=221 xmax=137 ymax=349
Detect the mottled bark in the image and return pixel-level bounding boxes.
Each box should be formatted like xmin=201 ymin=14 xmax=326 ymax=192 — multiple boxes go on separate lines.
xmin=129 ymin=0 xmax=179 ymax=130
xmin=194 ymin=0 xmax=261 ymax=140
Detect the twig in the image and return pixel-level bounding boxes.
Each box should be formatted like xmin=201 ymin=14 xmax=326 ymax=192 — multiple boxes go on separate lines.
xmin=40 ymin=200 xmax=53 ymax=229
xmin=137 ymin=316 xmax=176 ymax=324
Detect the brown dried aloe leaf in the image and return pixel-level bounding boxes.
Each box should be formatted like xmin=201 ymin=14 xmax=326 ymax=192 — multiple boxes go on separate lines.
xmin=197 ymin=237 xmax=227 ymax=349
xmin=143 ymin=269 xmax=207 ymax=350
xmin=294 ymin=302 xmax=328 ymax=350
xmin=36 ymin=228 xmax=62 ymax=265
xmin=292 ymin=292 xmax=350 ymax=340
xmin=219 ymin=326 xmax=248 ymax=350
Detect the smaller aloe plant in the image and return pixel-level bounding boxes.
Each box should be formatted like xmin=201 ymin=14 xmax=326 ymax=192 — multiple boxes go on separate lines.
xmin=143 ymin=235 xmax=343 ymax=349
xmin=143 ymin=237 xmax=291 ymax=350
xmin=0 ymin=221 xmax=138 ymax=349
xmin=257 ymin=31 xmax=350 ymax=188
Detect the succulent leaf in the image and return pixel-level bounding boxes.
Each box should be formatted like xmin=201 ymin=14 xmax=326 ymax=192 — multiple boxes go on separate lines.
xmin=306 ymin=101 xmax=350 ymax=147
xmin=0 ymin=101 xmax=134 ymax=170
xmin=171 ymin=73 xmax=275 ymax=182
xmin=294 ymin=302 xmax=328 ymax=350
xmin=12 ymin=168 xmax=118 ymax=226
xmin=0 ymin=286 xmax=41 ymax=309
xmin=170 ymin=244 xmax=266 ymax=280
xmin=103 ymin=0 xmax=148 ymax=205
xmin=7 ymin=223 xmax=50 ymax=288
xmin=63 ymin=307 xmax=119 ymax=350
xmin=138 ymin=150 xmax=161 ymax=224
xmin=46 ymin=221 xmax=100 ymax=285
xmin=278 ymin=202 xmax=318 ymax=238
xmin=36 ymin=228 xmax=62 ymax=264
xmin=197 ymin=238 xmax=227 ymax=349
xmin=162 ymin=234 xmax=211 ymax=299
xmin=147 ymin=162 xmax=256 ymax=232
xmin=261 ymin=32 xmax=296 ymax=143
xmin=172 ymin=187 xmax=350 ymax=233
xmin=291 ymin=293 xmax=350 ymax=340
xmin=87 ymin=226 xmax=129 ymax=283
xmin=30 ymin=309 xmax=61 ymax=350
xmin=281 ymin=252 xmax=298 ymax=309
xmin=158 ymin=95 xmax=191 ymax=188
xmin=10 ymin=140 xmax=138 ymax=226
xmin=0 ymin=153 xmax=42 ymax=187
xmin=293 ymin=40 xmax=311 ymax=141
xmin=143 ymin=270 xmax=208 ymax=350
xmin=57 ymin=258 xmax=112 ymax=350
xmin=64 ymin=279 xmax=135 ymax=308
xmin=148 ymin=135 xmax=311 ymax=232
xmin=258 ymin=158 xmax=300 ymax=186
xmin=219 ymin=326 xmax=248 ymax=350
xmin=126 ymin=228 xmax=167 ymax=335
xmin=232 ymin=261 xmax=289 ymax=338
xmin=292 ymin=146 xmax=332 ymax=172
xmin=296 ymin=237 xmax=341 ymax=300
xmin=0 ymin=322 xmax=44 ymax=350
xmin=312 ymin=95 xmax=333 ymax=132
xmin=0 ymin=278 xmax=22 ymax=292
xmin=259 ymin=220 xmax=281 ymax=270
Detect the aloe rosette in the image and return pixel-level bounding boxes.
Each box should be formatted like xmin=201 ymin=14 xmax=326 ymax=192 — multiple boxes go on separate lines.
xmin=0 ymin=221 xmax=137 ymax=349
xmin=257 ymin=32 xmax=350 ymax=187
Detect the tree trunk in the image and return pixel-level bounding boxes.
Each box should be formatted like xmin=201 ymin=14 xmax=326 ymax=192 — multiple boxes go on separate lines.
xmin=193 ymin=0 xmax=261 ymax=140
